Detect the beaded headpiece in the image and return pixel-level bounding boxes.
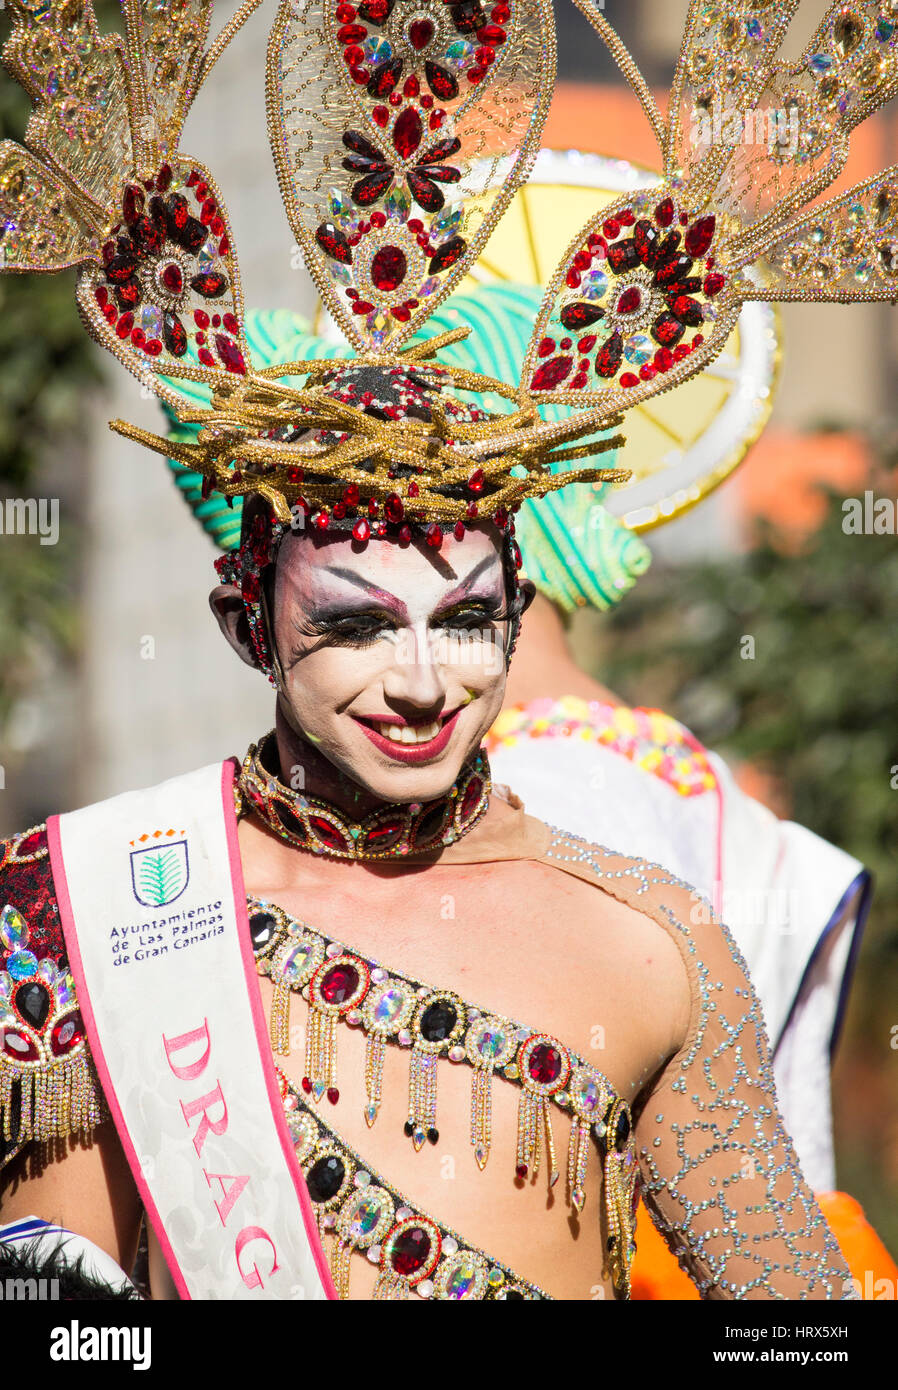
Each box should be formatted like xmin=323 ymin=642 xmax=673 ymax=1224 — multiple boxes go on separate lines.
xmin=3 ymin=1 xmax=898 ymax=538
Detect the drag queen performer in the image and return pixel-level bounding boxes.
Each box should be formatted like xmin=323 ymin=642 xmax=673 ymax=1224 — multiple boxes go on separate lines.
xmin=1 ymin=0 xmax=895 ymax=1299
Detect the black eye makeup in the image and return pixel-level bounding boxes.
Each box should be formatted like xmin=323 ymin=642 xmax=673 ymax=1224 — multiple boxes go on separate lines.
xmin=289 ymin=593 xmax=509 ymax=656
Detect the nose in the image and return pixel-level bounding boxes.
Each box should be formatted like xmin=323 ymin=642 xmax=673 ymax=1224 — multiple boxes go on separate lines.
xmin=381 ymin=624 xmax=446 ymax=711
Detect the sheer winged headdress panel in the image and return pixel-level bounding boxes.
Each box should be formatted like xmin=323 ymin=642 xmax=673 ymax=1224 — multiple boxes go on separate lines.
xmin=543 ymin=833 xmax=857 ymax=1300
xmin=522 ymin=1 xmax=898 ymax=410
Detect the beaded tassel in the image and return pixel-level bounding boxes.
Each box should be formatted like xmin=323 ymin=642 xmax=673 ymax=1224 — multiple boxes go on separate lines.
xmin=470 ymin=1065 xmax=495 ymax=1170
xmin=0 ymin=1052 xmax=104 ymax=1144
xmin=364 ymin=1032 xmax=387 ymax=1127
xmin=372 ymin=1271 xmax=409 ymax=1301
xmin=603 ymin=1149 xmax=639 ymax=1298
xmin=305 ymin=1006 xmax=340 ymax=1104
xmin=269 ymin=975 xmax=292 ymax=1056
xmin=515 ymin=1090 xmax=559 ymax=1187
xmin=567 ymin=1116 xmax=591 ymax=1214
xmin=331 ymin=1236 xmax=355 ymax=1301
xmin=407 ymin=1047 xmax=439 ymax=1151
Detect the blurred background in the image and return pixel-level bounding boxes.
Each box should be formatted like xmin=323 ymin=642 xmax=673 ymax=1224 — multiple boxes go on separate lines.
xmin=0 ymin=1 xmax=895 ymax=1252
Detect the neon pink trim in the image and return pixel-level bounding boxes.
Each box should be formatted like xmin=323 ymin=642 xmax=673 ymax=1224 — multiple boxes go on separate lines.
xmin=712 ymin=769 xmax=725 ymax=919
xmin=219 ymin=759 xmax=338 ymax=1301
xmin=46 ymin=814 xmax=192 ymax=1301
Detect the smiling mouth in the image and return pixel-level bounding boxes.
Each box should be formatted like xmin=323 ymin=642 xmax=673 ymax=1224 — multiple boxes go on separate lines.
xmin=352 ymin=707 xmax=463 ymax=758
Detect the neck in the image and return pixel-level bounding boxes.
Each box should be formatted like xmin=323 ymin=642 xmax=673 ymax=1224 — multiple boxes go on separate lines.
xmin=273 ymin=702 xmax=394 ymax=819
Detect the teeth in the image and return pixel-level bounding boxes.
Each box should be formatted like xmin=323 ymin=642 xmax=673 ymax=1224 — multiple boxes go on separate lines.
xmin=377 ymin=719 xmax=441 ymax=745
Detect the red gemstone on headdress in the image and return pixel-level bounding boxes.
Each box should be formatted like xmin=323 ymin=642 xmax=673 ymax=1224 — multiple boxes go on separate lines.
xmin=669 ymin=294 xmax=703 ymax=327
xmin=384 ymin=493 xmax=405 ymax=524
xmin=606 ymin=239 xmax=639 ymax=273
xmin=596 ymin=331 xmax=623 ymax=378
xmin=425 ymin=60 xmax=458 ymax=100
xmin=655 ymin=197 xmax=675 ymax=227
xmin=578 ymin=334 xmax=597 ymax=353
xmin=603 ymin=217 xmax=620 ymax=240
xmin=620 ymin=372 xmax=639 ymax=388
xmin=515 ymin=1163 xmax=528 ymax=1179
xmin=492 ymin=1 xmax=509 ymax=18
xmin=684 ymin=215 xmax=716 ymax=257
xmin=145 ymin=338 xmax=163 ymax=356
xmin=704 ymin=272 xmax=725 ymax=296
xmin=95 ymin=285 xmax=108 ymax=307
xmin=426 ymin=523 xmax=442 ymax=548
xmin=651 ymin=313 xmax=685 ymax=348
xmin=531 ymin=356 xmax=572 ymax=390
xmin=116 ymin=312 xmax=134 ymax=339
xmin=370 ymin=244 xmax=408 ymax=291
xmin=654 ymin=346 xmax=674 ymax=371
xmin=392 ymin=106 xmax=423 ymax=158
xmin=399 ymin=524 xmax=412 ymax=543
xmin=314 ymin=510 xmax=330 ymax=529
xmin=408 ymin=481 xmax=419 ymax=497
xmin=465 ymin=501 xmax=478 ymax=519
xmin=528 ymin=1042 xmax=562 ymax=1084
xmin=467 ymin=468 xmax=485 ymax=494
xmin=353 ymin=517 xmax=370 ymax=542
xmin=333 ymin=502 xmax=347 ymax=519
xmin=560 ymin=302 xmax=604 ymax=330
xmin=214 ymin=334 xmax=246 ymax=373
xmin=409 ymin=17 xmax=434 ymax=48
xmin=616 ymin=287 xmax=641 ymax=314
xmin=337 ymin=21 xmax=366 ymax=40
xmin=161 ymin=262 xmax=184 ymax=294
xmin=327 ymin=1087 xmax=340 ymax=1104
xmin=344 ymin=43 xmax=364 ymax=64
xmin=122 ymin=184 xmax=144 ymax=224
xmin=466 ymin=67 xmax=485 ymax=82
xmin=336 ymin=1 xmax=357 ymax=17
xmin=372 ymin=104 xmax=389 ymax=127
xmin=453 ymin=520 xmax=465 ymax=541
xmin=301 ymin=1075 xmax=313 ymax=1093
xmin=476 ymin=22 xmax=505 ymax=42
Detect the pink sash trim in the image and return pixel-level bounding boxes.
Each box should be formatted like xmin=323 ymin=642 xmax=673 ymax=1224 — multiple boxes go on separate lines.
xmin=219 ymin=758 xmax=337 ymax=1300
xmin=47 ymin=812 xmax=192 ymax=1300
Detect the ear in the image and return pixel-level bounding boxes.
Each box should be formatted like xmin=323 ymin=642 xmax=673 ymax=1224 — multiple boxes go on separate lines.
xmin=519 ymin=578 xmax=537 ymax=615
xmin=209 ymin=584 xmax=261 ymax=670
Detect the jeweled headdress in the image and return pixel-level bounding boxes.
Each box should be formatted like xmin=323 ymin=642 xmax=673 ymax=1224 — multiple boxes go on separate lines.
xmin=3 ymin=0 xmax=898 ymax=536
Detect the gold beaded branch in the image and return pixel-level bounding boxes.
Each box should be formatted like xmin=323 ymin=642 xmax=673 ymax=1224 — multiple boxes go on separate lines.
xmin=111 ymin=337 xmax=629 ymax=525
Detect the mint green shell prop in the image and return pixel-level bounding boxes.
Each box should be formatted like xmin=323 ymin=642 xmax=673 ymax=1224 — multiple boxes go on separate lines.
xmin=163 ymin=285 xmax=651 ymax=613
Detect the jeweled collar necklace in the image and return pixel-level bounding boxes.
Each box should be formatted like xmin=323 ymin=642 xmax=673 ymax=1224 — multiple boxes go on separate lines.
xmin=235 ymin=731 xmax=491 ymax=861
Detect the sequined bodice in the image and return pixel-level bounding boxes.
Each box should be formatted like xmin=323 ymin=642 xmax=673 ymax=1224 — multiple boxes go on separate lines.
xmin=250 ymin=895 xmax=636 ymax=1300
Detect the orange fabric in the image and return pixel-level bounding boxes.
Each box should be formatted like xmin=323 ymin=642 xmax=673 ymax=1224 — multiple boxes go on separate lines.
xmin=631 ymin=1191 xmax=898 ymax=1300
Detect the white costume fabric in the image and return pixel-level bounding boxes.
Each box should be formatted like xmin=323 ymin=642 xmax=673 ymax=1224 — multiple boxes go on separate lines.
xmin=487 ymin=699 xmax=869 ymax=1193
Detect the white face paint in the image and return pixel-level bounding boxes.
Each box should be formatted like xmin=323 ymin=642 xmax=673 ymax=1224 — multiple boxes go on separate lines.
xmin=270 ymin=523 xmax=512 ymax=803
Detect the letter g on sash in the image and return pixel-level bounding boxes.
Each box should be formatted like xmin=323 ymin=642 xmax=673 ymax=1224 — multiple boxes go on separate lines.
xmin=163 ymin=1019 xmax=212 ymax=1080
xmin=235 ymin=1226 xmax=280 ymax=1290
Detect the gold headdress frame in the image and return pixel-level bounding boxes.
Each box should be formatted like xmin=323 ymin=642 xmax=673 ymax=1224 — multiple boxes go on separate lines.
xmin=2 ymin=0 xmax=898 ymax=531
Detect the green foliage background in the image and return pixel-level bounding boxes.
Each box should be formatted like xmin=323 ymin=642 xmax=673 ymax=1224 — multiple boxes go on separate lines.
xmin=597 ymin=486 xmax=898 ymax=1252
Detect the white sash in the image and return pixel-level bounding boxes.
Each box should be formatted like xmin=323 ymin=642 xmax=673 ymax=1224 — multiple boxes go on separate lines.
xmin=47 ymin=760 xmax=335 ymax=1301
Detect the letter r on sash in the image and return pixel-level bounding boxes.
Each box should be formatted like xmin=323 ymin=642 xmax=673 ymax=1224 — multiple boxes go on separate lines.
xmin=181 ymin=1083 xmax=228 ymax=1156
xmin=163 ymin=1019 xmax=212 ymax=1080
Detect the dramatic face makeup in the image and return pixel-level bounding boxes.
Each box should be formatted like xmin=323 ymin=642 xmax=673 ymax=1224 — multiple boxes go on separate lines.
xmin=269 ymin=524 xmax=511 ymax=803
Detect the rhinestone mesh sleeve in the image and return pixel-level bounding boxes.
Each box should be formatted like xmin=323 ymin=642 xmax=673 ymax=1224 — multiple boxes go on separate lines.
xmin=544 ymin=831 xmax=858 ymax=1301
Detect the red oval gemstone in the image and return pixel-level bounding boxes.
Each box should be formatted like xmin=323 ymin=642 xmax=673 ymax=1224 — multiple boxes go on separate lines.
xmin=3 ymin=1029 xmax=39 ymax=1062
xmin=392 ymin=106 xmax=423 ymax=159
xmin=476 ymin=23 xmax=505 ymax=43
xmin=309 ymin=815 xmax=349 ymax=852
xmin=426 ymin=523 xmax=442 ymax=548
xmin=528 ymin=1042 xmax=562 ymax=1084
xmin=370 ymin=244 xmax=407 ymax=291
xmin=337 ymin=22 xmax=366 ymax=41
xmin=390 ymin=1226 xmax=431 ymax=1276
xmin=704 ymin=272 xmax=726 ymax=296
xmin=320 ymin=962 xmax=360 ymax=1004
xmin=161 ymin=262 xmax=184 ymax=294
xmin=655 ymin=197 xmax=675 ymax=227
xmin=409 ymin=17 xmax=433 ymax=48
xmin=191 ymin=271 xmax=228 ymax=298
xmin=531 ymin=355 xmax=573 ymax=390
xmin=50 ymin=1010 xmax=84 ymax=1057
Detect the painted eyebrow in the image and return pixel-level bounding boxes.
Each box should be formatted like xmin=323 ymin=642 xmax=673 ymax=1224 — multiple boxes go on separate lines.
xmin=318 ymin=555 xmax=500 ymax=616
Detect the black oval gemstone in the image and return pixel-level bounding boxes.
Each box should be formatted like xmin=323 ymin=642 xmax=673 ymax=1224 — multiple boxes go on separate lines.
xmin=16 ymin=982 xmax=50 ymax=1030
xmin=615 ymin=1107 xmax=631 ymax=1150
xmin=419 ymin=999 xmax=457 ymax=1042
xmin=426 ymin=1126 xmax=439 ymax=1145
xmin=306 ymin=1154 xmax=345 ymax=1202
xmin=249 ymin=911 xmax=277 ymax=951
xmin=504 ymin=1289 xmax=525 ymax=1300
xmin=403 ymin=1120 xmax=415 ymax=1137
